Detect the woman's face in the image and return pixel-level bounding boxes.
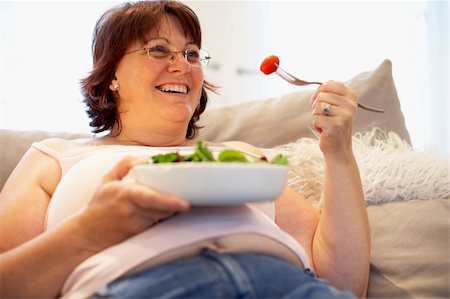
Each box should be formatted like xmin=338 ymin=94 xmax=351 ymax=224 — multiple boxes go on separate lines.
xmin=112 ymin=15 xmax=204 ymax=134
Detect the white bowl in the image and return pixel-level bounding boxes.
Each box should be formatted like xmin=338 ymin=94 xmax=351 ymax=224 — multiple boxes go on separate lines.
xmin=133 ymin=162 xmax=288 ymax=205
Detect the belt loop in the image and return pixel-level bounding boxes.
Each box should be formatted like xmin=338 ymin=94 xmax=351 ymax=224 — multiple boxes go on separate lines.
xmin=303 ymin=268 xmax=317 ymax=278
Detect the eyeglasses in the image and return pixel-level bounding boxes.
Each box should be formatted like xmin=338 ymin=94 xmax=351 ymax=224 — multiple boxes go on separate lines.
xmin=124 ymin=44 xmax=211 ymax=67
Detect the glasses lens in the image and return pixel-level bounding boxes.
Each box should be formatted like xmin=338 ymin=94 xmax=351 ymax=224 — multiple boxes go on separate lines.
xmin=184 ymin=49 xmax=210 ymax=67
xmin=147 ymin=45 xmax=171 ymax=60
xmin=185 ymin=49 xmax=200 ymax=65
xmin=145 ymin=45 xmax=210 ymax=67
xmin=198 ymin=50 xmax=210 ymax=67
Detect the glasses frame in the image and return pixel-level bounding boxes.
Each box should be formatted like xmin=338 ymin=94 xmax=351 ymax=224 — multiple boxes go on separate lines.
xmin=124 ymin=45 xmax=211 ymax=67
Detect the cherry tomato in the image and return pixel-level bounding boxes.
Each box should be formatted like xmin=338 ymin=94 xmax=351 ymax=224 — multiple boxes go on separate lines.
xmin=260 ymin=55 xmax=280 ymax=75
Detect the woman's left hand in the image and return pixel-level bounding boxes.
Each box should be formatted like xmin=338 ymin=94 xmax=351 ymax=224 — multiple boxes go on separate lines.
xmin=310 ymin=81 xmax=358 ymax=160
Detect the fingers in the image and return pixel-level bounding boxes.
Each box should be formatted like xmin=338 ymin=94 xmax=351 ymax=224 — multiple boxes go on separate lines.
xmin=128 ymin=183 xmax=190 ymax=212
xmin=312 ymin=96 xmax=346 ymax=117
xmin=311 ymin=81 xmax=358 ymax=113
xmin=85 ymin=179 xmax=190 ymax=246
xmin=308 ymin=81 xmax=358 ymax=154
xmin=117 ymin=183 xmax=190 ymax=231
xmin=101 ymin=157 xmax=190 ymax=211
xmin=96 ymin=157 xmax=190 ymax=227
xmin=318 ymin=80 xmax=348 ymax=96
xmin=79 ymin=157 xmax=192 ymax=250
xmin=310 ymin=81 xmax=358 ymax=118
xmin=102 ymin=156 xmax=140 ymax=183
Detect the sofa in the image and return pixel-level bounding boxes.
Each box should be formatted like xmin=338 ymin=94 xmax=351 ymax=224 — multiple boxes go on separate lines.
xmin=1 ymin=59 xmax=449 ymax=298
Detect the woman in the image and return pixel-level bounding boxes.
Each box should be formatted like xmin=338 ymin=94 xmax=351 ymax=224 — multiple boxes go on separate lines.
xmin=0 ymin=1 xmax=370 ymax=298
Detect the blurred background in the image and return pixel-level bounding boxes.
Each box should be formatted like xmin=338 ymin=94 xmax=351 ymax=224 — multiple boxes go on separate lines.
xmin=0 ymin=1 xmax=448 ymax=155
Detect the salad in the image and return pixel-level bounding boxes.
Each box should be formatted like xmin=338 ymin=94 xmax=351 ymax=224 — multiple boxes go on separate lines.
xmin=150 ymin=141 xmax=288 ymax=165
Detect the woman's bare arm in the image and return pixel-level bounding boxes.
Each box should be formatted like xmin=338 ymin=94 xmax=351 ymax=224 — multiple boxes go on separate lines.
xmin=0 ymin=214 xmax=99 ymax=298
xmin=275 ymin=187 xmax=320 ymax=268
xmin=0 ymin=146 xmax=61 ymax=252
xmin=276 ymin=163 xmax=369 ymax=298
xmin=276 ymin=81 xmax=370 ymax=298
xmin=309 ymin=81 xmax=370 ymax=297
xmin=0 ymin=144 xmax=89 ymax=297
xmin=313 ymin=155 xmax=370 ymax=297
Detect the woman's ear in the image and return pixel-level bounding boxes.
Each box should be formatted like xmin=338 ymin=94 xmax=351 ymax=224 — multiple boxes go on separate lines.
xmin=109 ymin=80 xmax=119 ymax=91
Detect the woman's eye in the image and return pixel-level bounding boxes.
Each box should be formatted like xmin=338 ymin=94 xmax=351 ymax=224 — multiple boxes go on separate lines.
xmin=148 ymin=46 xmax=170 ymax=57
xmin=186 ymin=49 xmax=200 ymax=60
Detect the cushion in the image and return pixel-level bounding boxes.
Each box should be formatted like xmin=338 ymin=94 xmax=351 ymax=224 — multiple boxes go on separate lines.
xmin=367 ymin=198 xmax=449 ymax=298
xmin=198 ymin=59 xmax=411 ymax=147
xmin=272 ymin=129 xmax=450 ymax=209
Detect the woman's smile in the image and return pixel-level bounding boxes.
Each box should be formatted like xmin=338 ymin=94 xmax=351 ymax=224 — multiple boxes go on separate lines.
xmin=155 ymin=82 xmax=190 ymax=98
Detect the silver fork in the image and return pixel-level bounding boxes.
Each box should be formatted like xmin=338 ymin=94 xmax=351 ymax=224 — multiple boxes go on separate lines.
xmin=274 ymin=63 xmax=384 ymax=113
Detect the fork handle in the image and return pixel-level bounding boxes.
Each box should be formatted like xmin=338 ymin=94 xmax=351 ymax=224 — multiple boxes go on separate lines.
xmin=289 ymin=80 xmax=322 ymax=86
xmin=357 ymin=103 xmax=384 ymax=113
xmin=312 ymin=81 xmax=384 ymax=113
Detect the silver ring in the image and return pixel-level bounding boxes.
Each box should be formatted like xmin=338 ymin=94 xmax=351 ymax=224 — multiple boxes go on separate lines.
xmin=323 ymin=104 xmax=331 ymax=116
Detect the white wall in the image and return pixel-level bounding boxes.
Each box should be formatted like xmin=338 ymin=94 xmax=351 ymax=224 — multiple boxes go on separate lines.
xmin=0 ymin=1 xmax=448 ymax=155
xmin=0 ymin=1 xmax=118 ymax=134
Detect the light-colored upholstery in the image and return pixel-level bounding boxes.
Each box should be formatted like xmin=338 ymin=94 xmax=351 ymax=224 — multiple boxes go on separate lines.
xmin=367 ymin=198 xmax=449 ymax=299
xmin=1 ymin=59 xmax=448 ymax=298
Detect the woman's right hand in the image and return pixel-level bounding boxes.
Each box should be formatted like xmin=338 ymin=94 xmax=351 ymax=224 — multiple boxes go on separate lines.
xmin=73 ymin=157 xmax=190 ymax=252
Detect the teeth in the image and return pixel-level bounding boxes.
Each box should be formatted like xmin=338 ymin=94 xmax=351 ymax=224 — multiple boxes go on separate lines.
xmin=158 ymin=85 xmax=188 ymax=94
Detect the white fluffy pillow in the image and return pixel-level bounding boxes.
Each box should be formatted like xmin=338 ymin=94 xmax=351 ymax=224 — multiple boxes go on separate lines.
xmin=269 ymin=128 xmax=450 ymax=209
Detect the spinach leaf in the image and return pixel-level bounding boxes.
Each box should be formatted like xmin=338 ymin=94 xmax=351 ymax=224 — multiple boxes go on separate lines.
xmin=184 ymin=141 xmax=215 ymax=162
xmin=151 ymin=152 xmax=183 ymax=163
xmin=270 ymin=154 xmax=289 ymax=165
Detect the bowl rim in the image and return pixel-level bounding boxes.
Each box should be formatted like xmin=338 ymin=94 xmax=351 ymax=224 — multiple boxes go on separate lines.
xmin=133 ymin=162 xmax=288 ymax=170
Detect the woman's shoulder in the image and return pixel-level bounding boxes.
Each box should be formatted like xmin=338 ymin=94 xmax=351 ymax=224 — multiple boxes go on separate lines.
xmin=35 ymin=137 xmax=101 ymax=157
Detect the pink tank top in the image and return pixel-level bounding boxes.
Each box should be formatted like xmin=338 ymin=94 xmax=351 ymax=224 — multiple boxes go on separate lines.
xmin=32 ymin=141 xmax=310 ymax=299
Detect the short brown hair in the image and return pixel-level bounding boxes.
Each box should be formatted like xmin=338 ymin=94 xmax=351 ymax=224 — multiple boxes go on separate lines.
xmin=81 ymin=0 xmax=214 ymax=138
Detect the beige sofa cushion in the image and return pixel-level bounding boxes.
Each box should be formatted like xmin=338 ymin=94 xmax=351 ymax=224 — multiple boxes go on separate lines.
xmin=367 ymin=198 xmax=449 ymax=299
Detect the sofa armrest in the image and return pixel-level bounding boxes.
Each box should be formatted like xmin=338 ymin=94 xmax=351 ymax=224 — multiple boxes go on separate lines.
xmin=0 ymin=129 xmax=89 ymax=190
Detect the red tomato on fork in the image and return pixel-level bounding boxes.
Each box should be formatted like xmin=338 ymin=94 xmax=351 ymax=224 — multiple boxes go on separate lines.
xmin=260 ymin=55 xmax=280 ymax=75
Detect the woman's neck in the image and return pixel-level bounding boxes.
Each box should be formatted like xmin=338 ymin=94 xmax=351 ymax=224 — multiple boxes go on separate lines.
xmin=103 ymin=125 xmax=191 ymax=147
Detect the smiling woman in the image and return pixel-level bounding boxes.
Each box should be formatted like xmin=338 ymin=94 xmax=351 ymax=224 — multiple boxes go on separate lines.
xmin=0 ymin=1 xmax=373 ymax=298
xmin=0 ymin=0 xmax=448 ymax=298
xmin=78 ymin=1 xmax=212 ymax=145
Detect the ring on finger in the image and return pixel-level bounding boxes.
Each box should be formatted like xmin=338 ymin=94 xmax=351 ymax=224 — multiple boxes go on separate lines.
xmin=322 ymin=104 xmax=332 ymax=116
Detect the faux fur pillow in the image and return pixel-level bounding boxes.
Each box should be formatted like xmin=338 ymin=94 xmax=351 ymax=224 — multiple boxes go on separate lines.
xmin=269 ymin=128 xmax=450 ymax=209
xmin=198 ymin=59 xmax=411 ymax=147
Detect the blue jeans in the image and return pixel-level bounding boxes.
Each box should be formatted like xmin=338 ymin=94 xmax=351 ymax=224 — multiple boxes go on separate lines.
xmin=92 ymin=248 xmax=356 ymax=299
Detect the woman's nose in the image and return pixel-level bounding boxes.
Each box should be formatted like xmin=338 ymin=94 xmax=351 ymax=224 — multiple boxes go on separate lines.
xmin=168 ymin=52 xmax=191 ymax=72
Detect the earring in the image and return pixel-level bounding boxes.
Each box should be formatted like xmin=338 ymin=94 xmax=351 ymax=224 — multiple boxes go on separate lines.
xmin=112 ymin=82 xmax=119 ymax=90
